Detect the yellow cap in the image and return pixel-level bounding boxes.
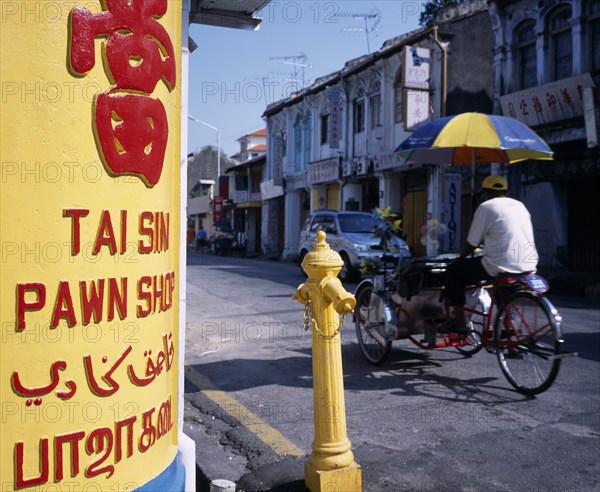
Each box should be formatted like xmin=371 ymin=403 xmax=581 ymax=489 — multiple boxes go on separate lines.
xmin=481 ymin=175 xmax=507 ymax=191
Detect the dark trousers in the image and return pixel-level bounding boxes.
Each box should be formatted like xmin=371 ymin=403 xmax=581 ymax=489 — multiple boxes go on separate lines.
xmin=444 ymin=256 xmax=493 ymax=306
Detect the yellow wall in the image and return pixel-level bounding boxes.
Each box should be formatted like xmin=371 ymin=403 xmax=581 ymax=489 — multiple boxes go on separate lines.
xmin=0 ymin=1 xmax=181 ymax=489
xmin=311 ymin=183 xmax=341 ymax=211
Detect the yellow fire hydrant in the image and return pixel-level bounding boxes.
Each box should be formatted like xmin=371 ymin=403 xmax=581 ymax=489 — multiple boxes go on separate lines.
xmin=293 ymin=231 xmax=362 ymax=492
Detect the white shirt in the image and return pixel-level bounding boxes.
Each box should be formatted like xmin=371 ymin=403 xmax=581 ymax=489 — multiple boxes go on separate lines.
xmin=467 ymin=196 xmax=538 ymax=276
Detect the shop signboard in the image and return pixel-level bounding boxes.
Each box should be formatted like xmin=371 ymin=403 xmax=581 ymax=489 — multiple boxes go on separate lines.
xmin=404 ymin=89 xmax=430 ymax=130
xmin=500 ymin=73 xmax=594 ymax=127
xmin=402 ymin=45 xmax=431 ymax=131
xmin=308 ymin=158 xmax=340 ymax=185
xmin=583 ymin=86 xmax=600 ymax=148
xmin=273 ymin=134 xmax=283 ymax=185
xmin=403 ymin=45 xmax=430 ymax=90
xmin=213 ymin=196 xmax=224 ymax=222
xmin=1 ymin=1 xmax=182 ymax=489
xmin=326 ymin=87 xmax=342 ymax=149
xmin=375 ymin=151 xmax=407 ymax=171
xmin=442 ymin=174 xmax=462 ymax=253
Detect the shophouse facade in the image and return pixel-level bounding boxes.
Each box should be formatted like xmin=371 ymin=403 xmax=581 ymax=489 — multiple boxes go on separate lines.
xmin=186 ymin=146 xmax=236 ymax=235
xmin=488 ymin=0 xmax=600 ymax=270
xmin=226 ymin=153 xmax=265 ymax=255
xmin=264 ymin=1 xmax=494 ymax=260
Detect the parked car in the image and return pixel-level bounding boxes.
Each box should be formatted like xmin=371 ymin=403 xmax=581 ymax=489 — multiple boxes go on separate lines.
xmin=297 ymin=210 xmax=412 ymax=281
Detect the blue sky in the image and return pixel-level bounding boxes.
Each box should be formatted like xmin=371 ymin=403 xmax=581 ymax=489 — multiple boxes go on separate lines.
xmin=187 ymin=1 xmax=426 ymax=156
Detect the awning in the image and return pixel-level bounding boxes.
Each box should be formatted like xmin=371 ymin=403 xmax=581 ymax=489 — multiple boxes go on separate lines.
xmin=236 ymin=201 xmax=262 ymax=208
xmin=189 ymin=1 xmax=271 ymax=31
xmin=225 ymin=153 xmax=266 ymax=173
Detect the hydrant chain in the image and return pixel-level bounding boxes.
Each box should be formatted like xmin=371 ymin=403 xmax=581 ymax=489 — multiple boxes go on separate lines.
xmin=304 ymin=300 xmax=347 ymax=340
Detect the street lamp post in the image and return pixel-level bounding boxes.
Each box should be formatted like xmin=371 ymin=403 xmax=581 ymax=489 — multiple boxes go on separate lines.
xmin=188 ymin=115 xmax=221 ymax=182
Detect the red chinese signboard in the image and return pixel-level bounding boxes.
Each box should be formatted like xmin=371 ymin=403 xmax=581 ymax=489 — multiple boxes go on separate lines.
xmin=500 ymin=73 xmax=593 ymax=128
xmin=213 ymin=196 xmax=224 ymax=223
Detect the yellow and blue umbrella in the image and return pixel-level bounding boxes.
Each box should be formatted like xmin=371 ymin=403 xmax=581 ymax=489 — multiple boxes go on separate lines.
xmin=395 ymin=112 xmax=553 ymax=165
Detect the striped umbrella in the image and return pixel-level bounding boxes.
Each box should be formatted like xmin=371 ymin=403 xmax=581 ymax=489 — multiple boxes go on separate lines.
xmin=395 ymin=112 xmax=553 ymax=166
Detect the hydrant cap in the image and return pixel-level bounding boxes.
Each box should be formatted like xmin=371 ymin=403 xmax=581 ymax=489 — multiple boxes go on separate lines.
xmin=301 ymin=231 xmax=344 ymax=271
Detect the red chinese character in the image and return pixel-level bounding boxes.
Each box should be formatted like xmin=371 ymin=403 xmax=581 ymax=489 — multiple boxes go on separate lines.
xmin=507 ymin=102 xmax=516 ymax=118
xmin=69 ymin=0 xmax=175 ymax=188
xmin=519 ymin=99 xmax=529 ymax=116
xmin=546 ymin=93 xmax=558 ymax=109
xmin=561 ymin=88 xmax=573 ymax=106
xmin=532 ymin=96 xmax=543 ymax=113
xmin=70 ymin=0 xmax=175 ymax=93
xmin=95 ymin=93 xmax=168 ymax=187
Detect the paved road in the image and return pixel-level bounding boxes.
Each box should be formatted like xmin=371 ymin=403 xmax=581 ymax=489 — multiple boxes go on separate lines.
xmin=183 ymin=252 xmax=600 ymax=492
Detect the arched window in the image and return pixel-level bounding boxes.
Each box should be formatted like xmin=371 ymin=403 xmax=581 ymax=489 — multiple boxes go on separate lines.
xmin=281 ymin=131 xmax=287 ymax=157
xmin=394 ymin=68 xmax=403 ymax=124
xmin=548 ymin=5 xmax=572 ymax=80
xmin=294 ymin=113 xmax=302 ymax=173
xmin=515 ymin=20 xmax=537 ymax=89
xmin=589 ymin=0 xmax=600 ymax=71
xmin=353 ymin=86 xmax=366 ymax=133
xmin=369 ymin=80 xmax=382 ymax=129
xmin=303 ymin=111 xmax=312 ymax=168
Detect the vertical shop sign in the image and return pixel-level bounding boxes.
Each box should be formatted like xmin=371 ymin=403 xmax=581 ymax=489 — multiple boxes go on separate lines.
xmin=213 ymin=196 xmax=224 ymax=223
xmin=403 ymin=45 xmax=430 ymax=130
xmin=443 ymin=174 xmax=462 ymax=253
xmin=327 ymin=87 xmax=342 ymax=149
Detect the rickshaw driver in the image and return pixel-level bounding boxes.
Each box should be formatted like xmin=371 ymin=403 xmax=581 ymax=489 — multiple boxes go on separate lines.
xmin=441 ymin=175 xmax=539 ymax=336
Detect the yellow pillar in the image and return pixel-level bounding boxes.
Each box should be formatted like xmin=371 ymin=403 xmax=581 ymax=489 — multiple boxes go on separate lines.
xmin=293 ymin=231 xmax=362 ymax=492
xmin=1 ymin=2 xmax=183 ymax=489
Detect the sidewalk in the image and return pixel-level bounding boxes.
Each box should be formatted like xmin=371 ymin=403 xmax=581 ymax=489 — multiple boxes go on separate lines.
xmin=537 ymin=266 xmax=600 ymax=300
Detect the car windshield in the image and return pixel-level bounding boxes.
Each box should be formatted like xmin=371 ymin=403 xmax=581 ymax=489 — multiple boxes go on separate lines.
xmin=338 ymin=214 xmax=376 ymax=233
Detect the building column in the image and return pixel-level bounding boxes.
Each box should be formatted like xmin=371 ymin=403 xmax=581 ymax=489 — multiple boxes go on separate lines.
xmin=426 ymin=166 xmax=442 ymax=256
xmin=572 ymin=16 xmax=585 ymax=75
xmin=283 ymin=189 xmax=303 ymax=260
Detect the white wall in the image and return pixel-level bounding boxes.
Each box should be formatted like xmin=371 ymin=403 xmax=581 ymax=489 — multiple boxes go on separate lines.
xmin=283 ymin=190 xmax=303 ymax=259
xmin=522 ymin=181 xmax=567 ymax=268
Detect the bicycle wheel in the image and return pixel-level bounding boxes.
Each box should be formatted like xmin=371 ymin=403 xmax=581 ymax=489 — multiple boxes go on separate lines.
xmin=455 ymin=326 xmax=483 ymax=356
xmin=355 ymin=284 xmax=392 ymax=365
xmin=494 ymin=292 xmax=562 ymax=395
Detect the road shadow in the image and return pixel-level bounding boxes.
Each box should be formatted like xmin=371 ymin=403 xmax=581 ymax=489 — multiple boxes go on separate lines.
xmin=185 ymin=344 xmax=528 ymax=406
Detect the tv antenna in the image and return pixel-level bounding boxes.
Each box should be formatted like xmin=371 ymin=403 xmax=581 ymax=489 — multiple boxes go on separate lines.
xmin=268 ymin=52 xmax=312 ymax=93
xmin=334 ymin=9 xmax=382 ymax=54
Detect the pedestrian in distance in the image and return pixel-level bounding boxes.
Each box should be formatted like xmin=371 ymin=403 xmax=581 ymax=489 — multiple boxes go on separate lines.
xmin=442 ymin=175 xmax=538 ymax=336
xmin=236 ymin=230 xmax=248 ymax=257
xmin=196 ymin=226 xmax=207 ymax=253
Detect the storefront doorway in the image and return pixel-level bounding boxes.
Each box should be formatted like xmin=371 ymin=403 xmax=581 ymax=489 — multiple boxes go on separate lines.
xmin=569 ymin=176 xmax=600 ymax=269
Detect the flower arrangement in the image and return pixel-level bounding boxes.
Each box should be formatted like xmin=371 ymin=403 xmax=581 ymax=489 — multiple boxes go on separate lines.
xmin=359 ymin=207 xmax=403 ymax=276
xmin=359 ymin=257 xmax=382 ymax=276
xmin=372 ymin=207 xmax=403 ymax=254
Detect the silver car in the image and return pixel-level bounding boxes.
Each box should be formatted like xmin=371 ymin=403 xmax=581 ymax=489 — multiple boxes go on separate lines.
xmin=297 ymin=210 xmax=412 ymax=281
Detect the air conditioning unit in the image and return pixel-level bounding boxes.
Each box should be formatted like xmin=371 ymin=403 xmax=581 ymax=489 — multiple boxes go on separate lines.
xmin=342 ymin=161 xmax=355 ymax=176
xmin=356 ymin=159 xmax=367 ymax=175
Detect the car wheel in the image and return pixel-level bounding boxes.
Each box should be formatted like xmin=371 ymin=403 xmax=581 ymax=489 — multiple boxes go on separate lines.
xmin=298 ymin=249 xmax=308 ymax=271
xmin=338 ymin=252 xmax=355 ymax=282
